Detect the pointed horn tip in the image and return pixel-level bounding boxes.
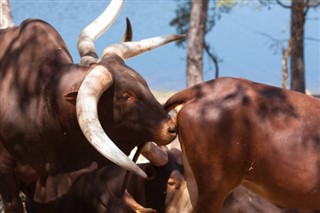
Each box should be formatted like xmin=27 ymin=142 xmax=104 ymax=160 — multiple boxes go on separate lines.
xmin=125 ymin=17 xmax=131 ymax=29
xmin=172 ymin=34 xmax=187 ymax=41
xmin=136 ymin=167 xmax=148 ymax=179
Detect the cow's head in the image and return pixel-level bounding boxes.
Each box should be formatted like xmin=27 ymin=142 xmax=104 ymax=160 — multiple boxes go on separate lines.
xmin=122 ymin=145 xmax=185 ymax=212
xmin=65 ymin=0 xmax=183 ymax=178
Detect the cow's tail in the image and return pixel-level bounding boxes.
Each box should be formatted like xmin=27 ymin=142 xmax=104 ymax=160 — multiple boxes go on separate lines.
xmin=163 ymin=86 xmax=199 ymax=131
xmin=163 ymin=86 xmax=198 ymax=114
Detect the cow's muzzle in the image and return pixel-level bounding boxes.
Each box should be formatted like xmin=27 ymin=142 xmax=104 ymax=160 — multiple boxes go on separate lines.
xmin=156 ymin=119 xmax=177 ymax=145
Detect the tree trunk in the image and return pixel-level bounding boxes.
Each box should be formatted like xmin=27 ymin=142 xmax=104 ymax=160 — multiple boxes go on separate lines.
xmin=281 ymin=38 xmax=292 ymax=89
xmin=0 ymin=0 xmax=15 ymax=29
xmin=186 ymin=0 xmax=209 ymax=87
xmin=290 ymin=0 xmax=305 ymax=93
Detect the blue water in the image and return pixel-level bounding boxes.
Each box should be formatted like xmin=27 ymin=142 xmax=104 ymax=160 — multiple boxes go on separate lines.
xmin=9 ymin=0 xmax=319 ymax=93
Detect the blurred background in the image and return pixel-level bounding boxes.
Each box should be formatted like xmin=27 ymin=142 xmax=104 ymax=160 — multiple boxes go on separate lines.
xmin=7 ymin=0 xmax=320 ymax=94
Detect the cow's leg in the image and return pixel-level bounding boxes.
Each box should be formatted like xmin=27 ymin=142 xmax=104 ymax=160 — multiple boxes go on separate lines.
xmin=194 ymin=184 xmax=232 ymax=212
xmin=0 ymin=142 xmax=24 ymax=213
xmin=180 ymin=131 xmax=245 ymax=212
xmin=177 ymin=102 xmax=251 ymax=212
xmin=190 ymin=156 xmax=243 ymax=213
xmin=123 ymin=189 xmax=156 ymax=213
xmin=182 ymin=155 xmax=238 ymax=212
xmin=0 ymin=171 xmax=24 ymax=213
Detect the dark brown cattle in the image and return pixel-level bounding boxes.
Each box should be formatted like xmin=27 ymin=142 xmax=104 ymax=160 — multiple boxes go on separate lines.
xmin=24 ymin=148 xmax=183 ymax=213
xmin=163 ymin=77 xmax=320 ymax=212
xmin=168 ymin=182 xmax=320 ymax=213
xmin=0 ymin=1 xmax=182 ymax=212
xmin=223 ymin=186 xmax=320 ymax=213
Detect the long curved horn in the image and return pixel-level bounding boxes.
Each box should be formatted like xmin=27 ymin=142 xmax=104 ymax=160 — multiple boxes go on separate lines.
xmin=78 ymin=0 xmax=124 ymax=66
xmin=76 ymin=65 xmax=147 ymax=178
xmin=102 ymin=34 xmax=186 ymax=60
xmin=0 ymin=0 xmax=15 ymax=29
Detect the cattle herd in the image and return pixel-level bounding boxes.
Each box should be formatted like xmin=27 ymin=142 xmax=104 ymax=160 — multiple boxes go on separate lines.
xmin=0 ymin=0 xmax=319 ymax=212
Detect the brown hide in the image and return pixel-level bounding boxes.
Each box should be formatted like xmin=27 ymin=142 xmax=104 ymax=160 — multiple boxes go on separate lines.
xmin=164 ymin=77 xmax=320 ymax=212
xmin=0 ymin=19 xmax=176 ymax=212
xmin=223 ymin=186 xmax=320 ymax=213
xmin=24 ymin=149 xmax=183 ymax=213
xmin=168 ymin=183 xmax=320 ymax=213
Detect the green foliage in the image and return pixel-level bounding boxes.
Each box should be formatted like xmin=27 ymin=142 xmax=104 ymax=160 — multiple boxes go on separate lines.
xmin=170 ymin=0 xmax=319 ymax=44
xmin=170 ymin=0 xmax=221 ymax=77
xmin=217 ymin=0 xmax=236 ymax=11
xmin=169 ymin=0 xmax=220 ymax=47
xmin=169 ymin=0 xmax=192 ymax=47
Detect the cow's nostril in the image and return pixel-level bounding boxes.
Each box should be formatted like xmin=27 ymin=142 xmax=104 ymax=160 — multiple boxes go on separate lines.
xmin=168 ymin=125 xmax=177 ymax=134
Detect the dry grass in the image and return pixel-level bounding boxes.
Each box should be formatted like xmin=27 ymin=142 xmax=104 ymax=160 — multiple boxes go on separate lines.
xmin=152 ymin=90 xmax=177 ymax=104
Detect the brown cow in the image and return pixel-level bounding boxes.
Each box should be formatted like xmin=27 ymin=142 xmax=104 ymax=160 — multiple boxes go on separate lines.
xmin=167 ymin=182 xmax=320 ymax=213
xmin=0 ymin=0 xmax=182 ymax=212
xmin=23 ymin=147 xmax=184 ymax=213
xmin=163 ymin=77 xmax=320 ymax=212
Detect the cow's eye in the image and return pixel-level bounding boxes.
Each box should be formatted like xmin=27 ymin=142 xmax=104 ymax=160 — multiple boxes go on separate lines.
xmin=122 ymin=93 xmax=130 ymax=101
xmin=168 ymin=180 xmax=175 ymax=186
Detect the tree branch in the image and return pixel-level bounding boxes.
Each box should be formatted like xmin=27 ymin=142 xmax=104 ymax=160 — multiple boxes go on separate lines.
xmin=306 ymin=0 xmax=320 ymax=8
xmin=276 ymin=0 xmax=292 ymax=9
xmin=256 ymin=31 xmax=287 ymax=52
xmin=304 ymin=0 xmax=320 ymax=16
xmin=305 ymin=37 xmax=320 ymax=42
xmin=304 ymin=0 xmax=310 ymax=16
xmin=203 ymin=42 xmax=219 ymax=79
xmin=276 ymin=0 xmax=319 ymax=16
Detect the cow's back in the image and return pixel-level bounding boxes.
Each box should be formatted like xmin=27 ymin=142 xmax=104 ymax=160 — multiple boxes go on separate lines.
xmin=0 ymin=19 xmax=73 ymax=116
xmin=0 ymin=19 xmax=75 ymax=143
xmin=0 ymin=19 xmax=72 ymax=73
xmin=174 ymin=77 xmax=320 ymax=211
xmin=0 ymin=19 xmax=89 ymax=197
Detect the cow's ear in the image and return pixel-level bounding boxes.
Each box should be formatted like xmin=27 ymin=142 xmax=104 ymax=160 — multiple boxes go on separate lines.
xmin=64 ymin=91 xmax=78 ymax=105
